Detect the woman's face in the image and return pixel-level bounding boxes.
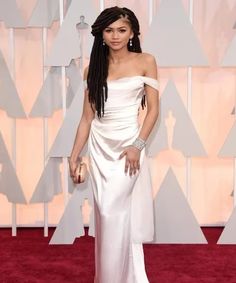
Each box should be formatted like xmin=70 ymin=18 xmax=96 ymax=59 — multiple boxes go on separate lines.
xmin=103 ymin=18 xmax=134 ymax=51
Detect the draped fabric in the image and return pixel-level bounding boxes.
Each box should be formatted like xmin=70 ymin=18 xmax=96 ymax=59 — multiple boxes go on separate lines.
xmin=88 ymin=76 xmax=159 ymax=282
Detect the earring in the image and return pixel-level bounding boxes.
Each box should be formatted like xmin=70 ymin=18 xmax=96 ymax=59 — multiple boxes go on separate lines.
xmin=129 ymin=38 xmax=133 ymax=47
xmin=103 ymin=40 xmax=105 ymax=46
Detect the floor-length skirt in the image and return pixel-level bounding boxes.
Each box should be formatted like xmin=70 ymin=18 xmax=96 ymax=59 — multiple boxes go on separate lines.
xmin=89 ymin=115 xmax=154 ymax=283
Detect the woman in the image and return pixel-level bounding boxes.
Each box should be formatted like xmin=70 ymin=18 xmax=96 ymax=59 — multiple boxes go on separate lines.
xmin=69 ymin=6 xmax=159 ymax=283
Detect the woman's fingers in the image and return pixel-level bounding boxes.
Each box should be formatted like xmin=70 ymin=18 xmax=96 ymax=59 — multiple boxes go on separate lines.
xmin=73 ymin=175 xmax=78 ymax=183
xmin=131 ymin=164 xmax=136 ymax=176
xmin=126 ymin=160 xmax=140 ymax=176
xmin=119 ymin=150 xmax=127 ymax=160
xmin=123 ymin=146 xmax=141 ymax=176
xmin=125 ymin=160 xmax=129 ymax=174
xmin=68 ymin=160 xmax=79 ymax=183
xmin=69 ymin=163 xmax=76 ymax=178
xmin=121 ymin=147 xmax=141 ymax=176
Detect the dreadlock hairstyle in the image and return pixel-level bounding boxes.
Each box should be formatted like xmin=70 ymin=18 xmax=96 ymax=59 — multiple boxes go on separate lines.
xmin=87 ymin=6 xmax=143 ymax=118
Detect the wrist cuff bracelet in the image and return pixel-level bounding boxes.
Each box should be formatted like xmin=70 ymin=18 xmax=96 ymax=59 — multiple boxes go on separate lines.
xmin=132 ymin=137 xmax=146 ymax=151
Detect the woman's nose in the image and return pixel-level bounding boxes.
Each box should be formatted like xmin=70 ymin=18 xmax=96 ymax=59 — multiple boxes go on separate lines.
xmin=112 ymin=31 xmax=119 ymax=39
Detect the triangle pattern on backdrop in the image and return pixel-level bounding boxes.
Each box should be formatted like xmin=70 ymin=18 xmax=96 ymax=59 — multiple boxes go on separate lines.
xmin=0 ymin=0 xmax=25 ymax=28
xmin=29 ymin=61 xmax=81 ymax=117
xmin=147 ymin=80 xmax=207 ymax=157
xmin=50 ymin=178 xmax=94 ymax=244
xmin=203 ymin=0 xmax=221 ymax=31
xmin=221 ymin=34 xmax=236 ymax=66
xmin=29 ymin=67 xmax=62 ymax=117
xmin=45 ymin=0 xmax=98 ymax=66
xmin=65 ymin=60 xmax=82 ymax=94
xmin=27 ymin=0 xmax=59 ymax=27
xmin=0 ymin=132 xmax=26 ymax=204
xmin=0 ymin=50 xmax=26 ymax=118
xmin=152 ymin=168 xmax=207 ymax=244
xmin=68 ymin=176 xmax=94 ymax=237
xmin=29 ymin=157 xmax=62 ymax=203
xmin=143 ymin=0 xmax=208 ymax=67
xmin=217 ymin=207 xmax=236 ymax=244
xmin=219 ymin=121 xmax=236 ymax=156
xmin=48 ymin=79 xmax=87 ymax=158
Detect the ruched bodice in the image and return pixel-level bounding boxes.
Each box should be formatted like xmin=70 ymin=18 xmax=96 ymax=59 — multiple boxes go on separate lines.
xmin=88 ymin=76 xmax=159 ymax=283
xmin=94 ymin=75 xmax=158 ymax=124
xmin=90 ymin=76 xmax=158 ymax=156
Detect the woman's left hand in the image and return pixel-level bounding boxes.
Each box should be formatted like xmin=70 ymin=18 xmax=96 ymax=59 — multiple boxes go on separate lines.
xmin=119 ymin=146 xmax=141 ymax=176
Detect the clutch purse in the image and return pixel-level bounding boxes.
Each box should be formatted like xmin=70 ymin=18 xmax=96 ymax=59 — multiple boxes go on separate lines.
xmin=75 ymin=162 xmax=88 ymax=184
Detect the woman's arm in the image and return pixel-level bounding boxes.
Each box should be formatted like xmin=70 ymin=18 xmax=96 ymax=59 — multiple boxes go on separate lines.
xmin=119 ymin=54 xmax=159 ymax=176
xmin=69 ymin=67 xmax=95 ymax=181
xmin=138 ymin=54 xmax=159 ymax=141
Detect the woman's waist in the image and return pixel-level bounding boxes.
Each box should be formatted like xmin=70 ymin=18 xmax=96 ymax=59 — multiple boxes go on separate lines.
xmin=89 ymin=124 xmax=140 ymax=157
xmin=92 ymin=115 xmax=139 ymax=131
xmin=90 ymin=118 xmax=140 ymax=141
xmin=94 ymin=108 xmax=139 ymax=124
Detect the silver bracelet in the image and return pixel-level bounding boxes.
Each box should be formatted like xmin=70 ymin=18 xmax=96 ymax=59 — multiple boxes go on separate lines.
xmin=132 ymin=137 xmax=146 ymax=151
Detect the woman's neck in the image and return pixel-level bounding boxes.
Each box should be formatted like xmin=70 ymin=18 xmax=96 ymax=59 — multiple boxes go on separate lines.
xmin=108 ymin=48 xmax=131 ymax=64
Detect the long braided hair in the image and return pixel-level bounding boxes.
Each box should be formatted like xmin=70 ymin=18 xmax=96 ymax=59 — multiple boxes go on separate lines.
xmin=88 ymin=6 xmax=142 ymax=118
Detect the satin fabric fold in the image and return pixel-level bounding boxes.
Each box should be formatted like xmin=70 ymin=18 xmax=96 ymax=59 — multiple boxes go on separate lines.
xmin=88 ymin=76 xmax=159 ymax=283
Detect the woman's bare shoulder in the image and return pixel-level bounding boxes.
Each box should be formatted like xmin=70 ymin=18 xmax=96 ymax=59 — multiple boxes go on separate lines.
xmin=138 ymin=53 xmax=157 ymax=78
xmin=138 ymin=52 xmax=156 ymax=65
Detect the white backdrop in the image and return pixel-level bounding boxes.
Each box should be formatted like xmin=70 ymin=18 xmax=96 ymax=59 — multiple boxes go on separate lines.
xmin=1 ymin=0 xmax=236 ymax=235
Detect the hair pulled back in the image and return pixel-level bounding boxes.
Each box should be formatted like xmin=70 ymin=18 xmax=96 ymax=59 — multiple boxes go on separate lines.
xmin=87 ymin=6 xmax=142 ymax=118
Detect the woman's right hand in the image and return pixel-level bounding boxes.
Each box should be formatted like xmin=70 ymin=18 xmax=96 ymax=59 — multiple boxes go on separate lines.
xmin=68 ymin=158 xmax=79 ymax=183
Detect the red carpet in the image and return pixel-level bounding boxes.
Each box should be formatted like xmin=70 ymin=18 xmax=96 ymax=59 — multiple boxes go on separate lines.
xmin=0 ymin=228 xmax=235 ymax=283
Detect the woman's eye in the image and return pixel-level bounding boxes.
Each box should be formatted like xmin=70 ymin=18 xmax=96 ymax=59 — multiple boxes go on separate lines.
xmin=119 ymin=29 xmax=126 ymax=33
xmin=104 ymin=29 xmax=111 ymax=33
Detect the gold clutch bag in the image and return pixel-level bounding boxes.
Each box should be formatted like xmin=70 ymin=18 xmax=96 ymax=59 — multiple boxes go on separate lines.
xmin=75 ymin=162 xmax=88 ymax=183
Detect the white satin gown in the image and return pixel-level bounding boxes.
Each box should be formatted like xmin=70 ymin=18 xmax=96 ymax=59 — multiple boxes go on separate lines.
xmin=88 ymin=76 xmax=159 ymax=283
